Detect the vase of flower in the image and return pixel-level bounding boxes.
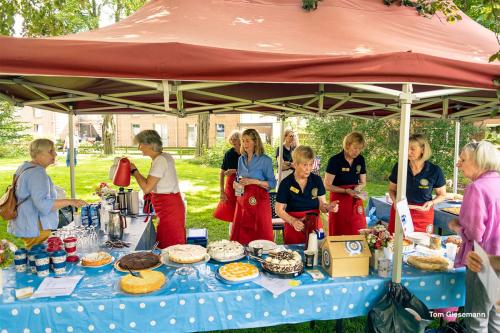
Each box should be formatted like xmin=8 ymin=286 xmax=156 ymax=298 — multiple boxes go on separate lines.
xmin=370 ymin=248 xmax=384 ymax=269
xmin=363 ymin=225 xmax=393 ymax=270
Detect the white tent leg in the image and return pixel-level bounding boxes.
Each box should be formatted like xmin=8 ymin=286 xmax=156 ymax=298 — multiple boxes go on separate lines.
xmin=453 ymin=120 xmax=461 ymax=194
xmin=392 ymin=83 xmax=413 ymax=283
xmin=68 ymin=112 xmax=76 ymax=199
xmin=277 ymin=115 xmax=286 ymax=189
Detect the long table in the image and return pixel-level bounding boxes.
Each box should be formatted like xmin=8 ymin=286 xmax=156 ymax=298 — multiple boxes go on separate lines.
xmin=1 ymin=253 xmax=465 ymax=333
xmin=367 ymin=196 xmax=461 ymax=235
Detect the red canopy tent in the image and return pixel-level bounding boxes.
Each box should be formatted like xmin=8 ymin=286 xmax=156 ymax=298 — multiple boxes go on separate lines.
xmin=0 ymin=0 xmax=498 ymax=283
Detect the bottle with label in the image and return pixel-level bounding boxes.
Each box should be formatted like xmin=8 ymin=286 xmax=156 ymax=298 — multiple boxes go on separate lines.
xmin=234 ymin=176 xmax=244 ymax=196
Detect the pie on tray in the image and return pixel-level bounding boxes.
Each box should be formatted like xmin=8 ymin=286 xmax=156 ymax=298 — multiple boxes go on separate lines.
xmin=207 ymin=240 xmax=244 ymax=261
xmin=165 ymin=244 xmax=207 ymax=264
xmin=120 ymin=270 xmax=166 ymax=294
xmin=118 ymin=252 xmax=160 ymax=270
xmin=218 ymin=262 xmax=259 ymax=282
xmin=81 ymin=252 xmax=113 ymax=267
xmin=441 ymin=207 xmax=461 ymax=215
xmin=407 ymin=255 xmax=449 ymax=271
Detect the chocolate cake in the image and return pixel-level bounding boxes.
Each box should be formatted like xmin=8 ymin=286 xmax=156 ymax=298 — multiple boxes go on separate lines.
xmin=262 ymin=249 xmax=303 ymax=274
xmin=118 ymin=252 xmax=160 ymax=270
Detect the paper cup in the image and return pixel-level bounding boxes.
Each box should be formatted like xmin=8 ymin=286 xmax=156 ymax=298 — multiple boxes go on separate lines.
xmin=15 ymin=263 xmax=27 ymax=273
xmin=14 ymin=249 xmax=27 ymax=261
xmin=446 ymin=243 xmax=458 ymax=261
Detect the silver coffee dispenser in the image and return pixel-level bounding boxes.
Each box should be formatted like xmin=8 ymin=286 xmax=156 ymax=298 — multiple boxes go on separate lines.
xmin=108 ymin=210 xmax=127 ymax=241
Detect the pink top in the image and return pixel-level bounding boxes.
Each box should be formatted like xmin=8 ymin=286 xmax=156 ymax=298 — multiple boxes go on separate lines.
xmin=455 ymin=171 xmax=500 ymax=268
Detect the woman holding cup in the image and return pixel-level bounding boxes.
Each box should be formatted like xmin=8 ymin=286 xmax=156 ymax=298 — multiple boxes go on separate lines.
xmin=447 ymin=140 xmax=500 ymax=333
xmin=275 ymin=146 xmax=338 ymax=244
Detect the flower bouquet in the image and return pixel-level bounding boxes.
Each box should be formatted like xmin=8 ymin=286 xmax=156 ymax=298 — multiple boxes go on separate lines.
xmin=360 ymin=225 xmax=393 ymax=269
xmin=94 ymin=182 xmax=115 ymax=198
xmin=0 ymin=239 xmax=14 ymax=269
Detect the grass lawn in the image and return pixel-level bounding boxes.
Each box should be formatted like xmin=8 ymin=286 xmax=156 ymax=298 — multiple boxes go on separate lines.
xmin=0 ymin=153 xmax=394 ymax=332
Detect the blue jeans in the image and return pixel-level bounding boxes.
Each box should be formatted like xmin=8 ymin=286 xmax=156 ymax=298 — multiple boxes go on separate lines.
xmin=66 ymin=148 xmax=78 ymax=167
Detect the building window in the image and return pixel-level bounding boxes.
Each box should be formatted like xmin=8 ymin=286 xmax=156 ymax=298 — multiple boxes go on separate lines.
xmin=131 ymin=124 xmax=140 ymax=141
xmin=154 ymin=124 xmax=168 ymax=147
xmin=216 ymin=124 xmax=225 ymax=141
xmin=34 ymin=124 xmax=43 ymax=135
xmin=187 ymin=125 xmax=196 ymax=147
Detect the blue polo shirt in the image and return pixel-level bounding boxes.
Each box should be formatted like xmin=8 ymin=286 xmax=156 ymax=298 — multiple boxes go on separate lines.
xmin=276 ymin=173 xmax=326 ymax=212
xmin=237 ymin=153 xmax=277 ymax=189
xmin=221 ymin=147 xmax=240 ymax=170
xmin=325 ymin=151 xmax=366 ymax=186
xmin=389 ymin=161 xmax=446 ymax=204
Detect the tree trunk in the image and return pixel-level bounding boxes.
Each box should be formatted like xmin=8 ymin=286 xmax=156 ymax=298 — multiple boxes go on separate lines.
xmin=102 ymin=114 xmax=116 ymax=155
xmin=195 ymin=114 xmax=210 ymax=157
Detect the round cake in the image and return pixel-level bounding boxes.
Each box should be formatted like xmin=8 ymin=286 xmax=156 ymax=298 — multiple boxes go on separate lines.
xmin=165 ymin=244 xmax=207 ymax=264
xmin=82 ymin=252 xmax=113 ymax=267
xmin=118 ymin=252 xmax=160 ymax=270
xmin=219 ymin=262 xmax=259 ymax=282
xmin=263 ymin=249 xmax=303 ymax=274
xmin=207 ymin=240 xmax=244 ymax=261
xmin=120 ymin=270 xmax=166 ymax=294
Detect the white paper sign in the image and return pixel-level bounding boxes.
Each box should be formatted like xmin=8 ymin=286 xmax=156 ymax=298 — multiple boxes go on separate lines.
xmin=253 ymin=275 xmax=292 ymax=297
xmin=473 ymin=241 xmax=500 ymax=303
xmin=32 ymin=275 xmax=83 ymax=298
xmin=396 ymin=198 xmax=414 ymax=236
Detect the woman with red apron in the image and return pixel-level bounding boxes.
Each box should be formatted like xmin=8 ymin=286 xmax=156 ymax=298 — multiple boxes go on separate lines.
xmin=275 ymin=146 xmax=338 ymax=244
xmin=388 ymin=134 xmax=447 ymax=233
xmin=230 ymin=129 xmax=276 ymax=245
xmin=130 ymin=129 xmax=186 ymax=249
xmin=324 ymin=132 xmax=367 ymax=236
xmin=213 ymin=131 xmax=241 ymax=225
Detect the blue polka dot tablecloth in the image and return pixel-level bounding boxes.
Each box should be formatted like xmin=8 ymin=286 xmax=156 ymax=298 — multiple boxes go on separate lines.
xmin=0 ymin=252 xmax=465 ymax=333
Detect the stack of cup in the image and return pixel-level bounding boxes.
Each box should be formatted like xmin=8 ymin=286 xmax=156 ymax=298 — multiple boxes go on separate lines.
xmin=35 ymin=252 xmax=50 ymax=278
xmin=27 ymin=249 xmax=40 ymax=273
xmin=47 ymin=237 xmax=63 ymax=254
xmin=14 ymin=249 xmax=27 ymax=273
xmin=63 ymin=237 xmax=79 ymax=262
xmin=31 ymin=244 xmax=46 ymax=252
xmin=51 ymin=250 xmax=67 ymax=275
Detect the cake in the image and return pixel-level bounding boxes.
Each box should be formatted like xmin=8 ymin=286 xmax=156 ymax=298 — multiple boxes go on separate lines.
xmin=165 ymin=244 xmax=207 ymax=264
xmin=81 ymin=252 xmax=113 ymax=267
xmin=262 ymin=249 xmax=303 ymax=274
xmin=445 ymin=235 xmax=462 ymax=247
xmin=407 ymin=255 xmax=449 ymax=271
xmin=118 ymin=252 xmax=160 ymax=270
xmin=207 ymin=240 xmax=245 ymax=261
xmin=442 ymin=207 xmax=460 ymax=215
xmin=219 ymin=262 xmax=259 ymax=282
xmin=120 ymin=270 xmax=166 ymax=294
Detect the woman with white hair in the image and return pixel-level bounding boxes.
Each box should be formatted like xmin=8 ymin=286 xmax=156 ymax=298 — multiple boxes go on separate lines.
xmin=213 ymin=130 xmax=241 ymax=225
xmin=8 ymin=139 xmax=87 ymax=249
xmin=387 ymin=134 xmax=447 ymax=233
xmin=448 ymin=140 xmax=500 ymax=333
xmin=130 ymin=130 xmax=185 ymax=248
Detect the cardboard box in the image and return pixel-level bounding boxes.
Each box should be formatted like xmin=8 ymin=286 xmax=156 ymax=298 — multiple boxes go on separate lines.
xmin=321 ymin=235 xmax=371 ymax=278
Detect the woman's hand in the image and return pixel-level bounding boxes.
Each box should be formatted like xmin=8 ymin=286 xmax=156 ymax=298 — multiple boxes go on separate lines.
xmin=421 ymin=200 xmax=434 ymax=211
xmin=224 ymin=169 xmax=237 ymax=176
xmin=448 ymin=219 xmax=462 ymax=234
xmin=466 ymin=251 xmax=483 ymax=273
xmin=70 ymin=199 xmax=87 ymax=208
xmin=320 ymin=201 xmax=339 ymax=213
xmin=345 ymin=189 xmax=357 ymax=197
xmin=130 ymin=162 xmax=137 ymax=170
xmin=289 ymin=218 xmax=304 ymax=232
xmin=220 ymin=192 xmax=228 ymax=201
xmin=239 ymin=177 xmax=258 ymax=186
xmin=353 ymin=185 xmax=363 ymax=192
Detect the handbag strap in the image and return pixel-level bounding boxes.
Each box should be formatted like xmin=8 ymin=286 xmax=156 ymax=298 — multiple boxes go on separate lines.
xmin=14 ymin=166 xmax=36 ymax=207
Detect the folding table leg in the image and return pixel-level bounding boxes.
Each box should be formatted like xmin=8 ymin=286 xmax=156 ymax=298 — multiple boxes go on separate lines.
xmin=335 ymin=318 xmax=343 ymax=332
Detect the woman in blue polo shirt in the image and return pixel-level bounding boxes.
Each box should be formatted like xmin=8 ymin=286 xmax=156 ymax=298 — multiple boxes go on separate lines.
xmin=276 ymin=129 xmax=298 ymax=181
xmin=388 ymin=134 xmax=447 ymax=233
xmin=213 ymin=131 xmax=241 ymax=225
xmin=324 ymin=132 xmax=367 ymax=236
xmin=230 ymin=129 xmax=277 ymax=245
xmin=275 ymin=146 xmax=338 ymax=244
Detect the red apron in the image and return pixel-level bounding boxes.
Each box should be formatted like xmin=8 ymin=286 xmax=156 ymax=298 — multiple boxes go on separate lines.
xmin=388 ymin=202 xmax=434 ymax=234
xmin=151 ymin=192 xmax=186 ymax=249
xmin=230 ymin=184 xmax=273 ymax=245
xmin=328 ymin=185 xmax=366 ymax=236
xmin=284 ymin=210 xmax=322 ymax=245
xmin=213 ymin=173 xmax=237 ymax=222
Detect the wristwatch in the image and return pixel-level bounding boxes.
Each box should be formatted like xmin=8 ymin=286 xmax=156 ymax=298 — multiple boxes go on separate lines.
xmin=130 ymin=168 xmax=138 ymax=175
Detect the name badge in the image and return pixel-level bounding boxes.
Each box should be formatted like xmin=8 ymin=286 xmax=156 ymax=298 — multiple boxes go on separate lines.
xmin=342 ymin=167 xmax=350 ymax=172
xmin=290 ymin=186 xmax=299 ymax=194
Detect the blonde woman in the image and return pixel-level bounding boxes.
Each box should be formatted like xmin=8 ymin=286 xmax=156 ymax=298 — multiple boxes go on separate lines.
xmin=213 ymin=130 xmax=241 ymax=224
xmin=324 ymin=132 xmax=367 ymax=236
xmin=8 ymin=139 xmax=87 ymax=249
xmin=275 ymin=146 xmax=338 ymax=244
xmin=388 ymin=134 xmax=446 ymax=233
xmin=276 ymin=129 xmax=298 ymax=180
xmin=230 ymin=129 xmax=276 ymax=245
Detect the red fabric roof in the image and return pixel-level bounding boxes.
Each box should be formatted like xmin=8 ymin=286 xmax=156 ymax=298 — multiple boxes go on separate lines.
xmin=0 ymin=0 xmax=498 ymax=89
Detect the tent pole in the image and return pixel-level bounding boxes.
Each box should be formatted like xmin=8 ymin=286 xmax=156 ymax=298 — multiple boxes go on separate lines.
xmin=68 ymin=110 xmax=76 ymax=199
xmin=392 ymin=83 xmax=413 ymax=284
xmin=277 ymin=115 xmax=286 ymax=189
xmin=453 ymin=119 xmax=461 ymax=194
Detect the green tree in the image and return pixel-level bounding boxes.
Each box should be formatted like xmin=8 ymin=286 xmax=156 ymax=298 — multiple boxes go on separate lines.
xmin=0 ymin=102 xmax=31 ymax=157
